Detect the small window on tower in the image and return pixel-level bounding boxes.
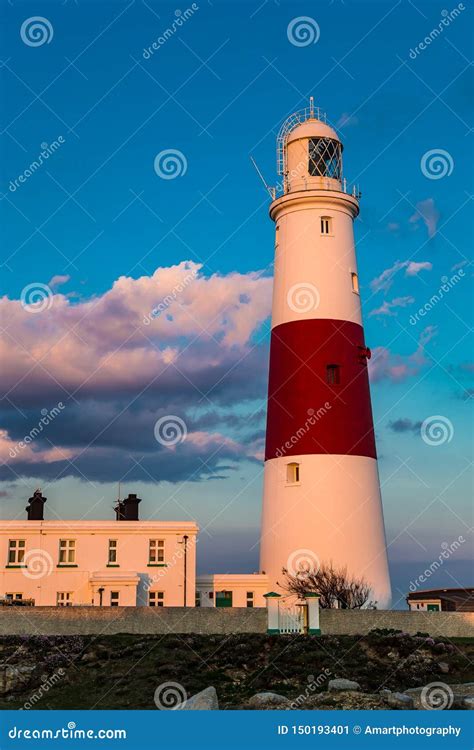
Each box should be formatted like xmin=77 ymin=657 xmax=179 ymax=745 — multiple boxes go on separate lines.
xmin=321 ymin=216 xmax=332 ymax=235
xmin=287 ymin=462 xmax=300 ymax=484
xmin=351 ymin=272 xmax=359 ymax=294
xmin=327 ymin=364 xmax=341 ymax=385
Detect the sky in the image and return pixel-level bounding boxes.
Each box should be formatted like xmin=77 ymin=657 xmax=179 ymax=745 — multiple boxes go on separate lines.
xmin=0 ymin=0 xmax=472 ymax=606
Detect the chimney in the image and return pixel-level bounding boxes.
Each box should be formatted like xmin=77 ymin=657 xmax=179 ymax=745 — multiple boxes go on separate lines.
xmin=121 ymin=493 xmax=141 ymax=521
xmin=26 ymin=489 xmax=46 ymax=520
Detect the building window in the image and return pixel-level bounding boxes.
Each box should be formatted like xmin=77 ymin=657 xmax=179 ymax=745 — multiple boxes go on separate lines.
xmin=149 ymin=539 xmax=165 ymax=564
xmin=246 ymin=592 xmax=254 ymax=608
xmin=309 ymin=137 xmax=342 ymax=179
xmin=5 ymin=593 xmax=23 ymax=601
xmin=320 ymin=216 xmax=332 ymax=235
xmin=351 ymin=272 xmax=359 ymax=294
xmin=149 ymin=591 xmax=164 ymax=607
xmin=57 ymin=592 xmax=72 ymax=607
xmin=108 ymin=540 xmax=117 ymax=565
xmin=110 ymin=591 xmax=120 ymax=607
xmin=326 ymin=364 xmax=341 ymax=385
xmin=208 ymin=592 xmax=214 ymax=601
xmin=59 ymin=539 xmax=76 ymax=565
xmin=195 ymin=591 xmax=201 ymax=607
xmin=287 ymin=462 xmax=300 ymax=484
xmin=8 ymin=540 xmax=26 ymax=565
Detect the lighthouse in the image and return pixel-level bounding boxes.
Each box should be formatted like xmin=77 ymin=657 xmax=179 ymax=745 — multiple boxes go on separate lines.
xmin=260 ymin=101 xmax=391 ymax=608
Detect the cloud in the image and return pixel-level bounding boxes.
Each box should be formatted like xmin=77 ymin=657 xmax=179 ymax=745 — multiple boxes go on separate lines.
xmin=0 ymin=261 xmax=272 ymax=483
xmin=48 ymin=274 xmax=70 ymax=290
xmin=369 ymin=325 xmax=437 ymax=383
xmin=336 ymin=112 xmax=359 ymax=129
xmin=371 ymin=260 xmax=432 ymax=294
xmin=409 ymin=198 xmax=439 ymax=238
xmin=369 ymin=296 xmax=414 ymax=317
xmin=388 ymin=418 xmax=422 ymax=433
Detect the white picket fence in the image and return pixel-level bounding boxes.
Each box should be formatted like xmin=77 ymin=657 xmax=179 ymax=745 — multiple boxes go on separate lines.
xmin=278 ymin=603 xmax=306 ymax=634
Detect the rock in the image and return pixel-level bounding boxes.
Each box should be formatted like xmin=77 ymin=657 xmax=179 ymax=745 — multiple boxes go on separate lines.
xmin=182 ymin=687 xmax=218 ymax=710
xmin=0 ymin=665 xmax=36 ymax=695
xmin=248 ymin=692 xmax=291 ymax=709
xmin=438 ymin=662 xmax=449 ymax=674
xmin=80 ymin=652 xmax=97 ymax=663
xmin=379 ymin=689 xmax=391 ymax=697
xmin=328 ymin=678 xmax=360 ymax=692
xmin=463 ymin=697 xmax=474 ymax=710
xmin=386 ymin=692 xmax=414 ymax=709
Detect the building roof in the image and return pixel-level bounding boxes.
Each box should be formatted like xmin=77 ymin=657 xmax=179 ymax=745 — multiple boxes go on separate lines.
xmin=407 ymin=587 xmax=474 ymax=602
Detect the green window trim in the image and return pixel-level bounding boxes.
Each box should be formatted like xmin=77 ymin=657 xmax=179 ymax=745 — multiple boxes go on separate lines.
xmin=5 ymin=564 xmax=27 ymax=569
xmin=147 ymin=563 xmax=168 ymax=568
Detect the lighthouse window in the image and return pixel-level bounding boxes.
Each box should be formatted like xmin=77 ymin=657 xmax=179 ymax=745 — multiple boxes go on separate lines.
xmin=326 ymin=364 xmax=341 ymax=385
xmin=351 ymin=272 xmax=359 ymax=294
xmin=287 ymin=462 xmax=300 ymax=484
xmin=321 ymin=216 xmax=332 ymax=235
xmin=308 ymin=137 xmax=342 ymax=180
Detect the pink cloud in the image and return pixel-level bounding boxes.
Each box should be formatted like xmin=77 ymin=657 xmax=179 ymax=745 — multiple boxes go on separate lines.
xmin=409 ymin=198 xmax=439 ymax=238
xmin=369 ymin=326 xmax=437 ymax=383
xmin=371 ymin=259 xmax=432 ymax=293
xmin=369 ymin=296 xmax=415 ymax=317
xmin=48 ymin=274 xmax=70 ymax=290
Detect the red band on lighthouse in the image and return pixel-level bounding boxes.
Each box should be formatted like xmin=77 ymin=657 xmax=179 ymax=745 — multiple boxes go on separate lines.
xmin=264 ymin=319 xmax=377 ymax=461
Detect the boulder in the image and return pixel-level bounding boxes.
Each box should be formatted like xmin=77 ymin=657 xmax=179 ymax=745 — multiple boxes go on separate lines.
xmin=328 ymin=678 xmax=360 ymax=692
xmin=248 ymin=692 xmax=291 ymax=709
xmin=386 ymin=692 xmax=414 ymax=709
xmin=182 ymin=686 xmax=218 ymax=710
xmin=463 ymin=697 xmax=474 ymax=710
xmin=0 ymin=665 xmax=36 ymax=695
xmin=438 ymin=662 xmax=449 ymax=674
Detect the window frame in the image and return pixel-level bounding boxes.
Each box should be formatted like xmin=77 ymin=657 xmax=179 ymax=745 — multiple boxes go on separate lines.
xmin=58 ymin=539 xmax=76 ymax=565
xmin=149 ymin=591 xmax=164 ymax=607
xmin=246 ymin=591 xmax=254 ymax=608
xmin=108 ymin=539 xmax=118 ymax=565
xmin=286 ymin=462 xmax=300 ymax=485
xmin=351 ymin=271 xmax=360 ymax=294
xmin=7 ymin=539 xmax=26 ymax=566
xmin=5 ymin=593 xmax=23 ymax=601
xmin=57 ymin=592 xmax=72 ymax=607
xmin=320 ymin=216 xmax=333 ymax=236
xmin=148 ymin=539 xmax=165 ymax=565
xmin=110 ymin=591 xmax=120 ymax=607
xmin=326 ymin=364 xmax=341 ymax=385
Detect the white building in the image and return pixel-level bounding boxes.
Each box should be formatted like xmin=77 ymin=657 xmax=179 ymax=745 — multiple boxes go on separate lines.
xmin=0 ymin=491 xmax=197 ymax=608
xmin=196 ymin=574 xmax=269 ymax=608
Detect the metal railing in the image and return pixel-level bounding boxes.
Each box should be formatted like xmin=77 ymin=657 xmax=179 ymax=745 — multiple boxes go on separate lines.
xmin=270 ymin=177 xmax=361 ymax=201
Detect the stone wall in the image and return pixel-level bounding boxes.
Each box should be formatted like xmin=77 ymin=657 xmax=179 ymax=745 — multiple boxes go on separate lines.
xmin=0 ymin=607 xmax=472 ymax=637
xmin=320 ymin=609 xmax=474 ymax=638
xmin=0 ymin=607 xmax=267 ymax=635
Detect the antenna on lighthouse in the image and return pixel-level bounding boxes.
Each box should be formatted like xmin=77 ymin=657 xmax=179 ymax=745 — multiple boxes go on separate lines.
xmin=250 ymin=156 xmax=276 ymax=200
xmin=309 ymin=96 xmax=314 ymax=118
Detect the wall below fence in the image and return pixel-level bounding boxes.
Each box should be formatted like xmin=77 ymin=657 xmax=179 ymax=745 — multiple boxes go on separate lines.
xmin=319 ymin=609 xmax=474 ymax=638
xmin=0 ymin=607 xmax=267 ymax=635
xmin=0 ymin=607 xmax=472 ymax=637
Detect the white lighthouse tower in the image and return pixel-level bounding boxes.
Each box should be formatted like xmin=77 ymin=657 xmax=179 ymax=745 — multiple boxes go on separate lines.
xmin=260 ymin=101 xmax=391 ymax=608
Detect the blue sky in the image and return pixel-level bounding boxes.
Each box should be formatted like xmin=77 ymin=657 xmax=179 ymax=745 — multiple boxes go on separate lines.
xmin=0 ymin=0 xmax=472 ymax=605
